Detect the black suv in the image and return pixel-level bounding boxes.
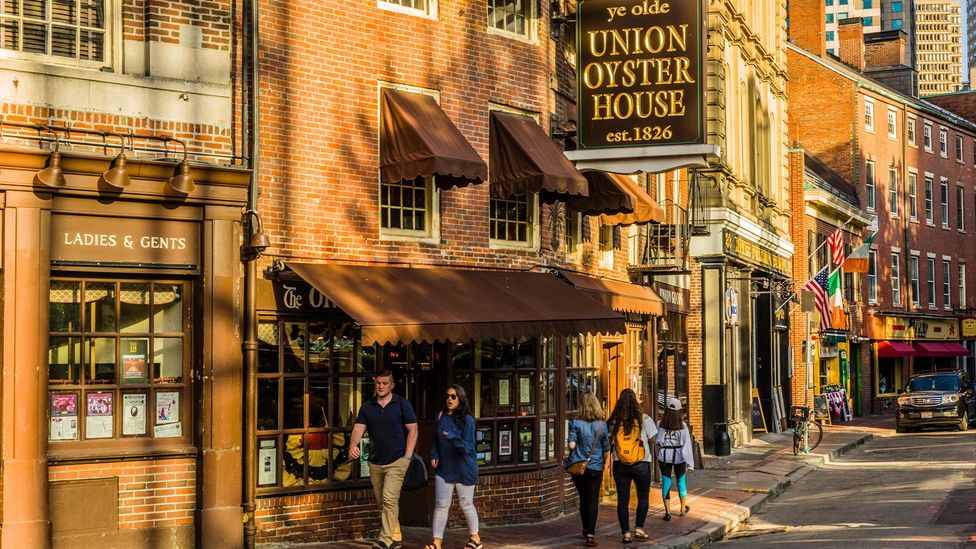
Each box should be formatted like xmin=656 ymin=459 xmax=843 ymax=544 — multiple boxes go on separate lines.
xmin=896 ymin=371 xmax=976 ymax=433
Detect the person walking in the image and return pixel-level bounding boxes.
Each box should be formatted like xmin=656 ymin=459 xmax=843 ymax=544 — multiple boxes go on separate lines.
xmin=656 ymin=397 xmax=695 ymax=521
xmin=607 ymin=389 xmax=657 ymax=544
xmin=349 ymin=370 xmax=418 ymax=549
xmin=567 ymin=391 xmax=610 ymax=547
xmin=424 ymin=385 xmax=483 ymax=549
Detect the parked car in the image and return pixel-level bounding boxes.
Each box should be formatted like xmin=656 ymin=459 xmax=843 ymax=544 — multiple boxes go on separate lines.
xmin=895 ymin=371 xmax=976 ymax=433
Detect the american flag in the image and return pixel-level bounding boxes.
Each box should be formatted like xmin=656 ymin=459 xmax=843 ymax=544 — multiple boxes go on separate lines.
xmin=802 ymin=266 xmax=831 ymax=331
xmin=826 ymin=229 xmax=844 ymax=266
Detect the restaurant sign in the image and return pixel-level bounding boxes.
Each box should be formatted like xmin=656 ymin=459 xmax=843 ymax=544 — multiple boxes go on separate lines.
xmin=722 ymin=230 xmax=790 ymax=276
xmin=870 ymin=315 xmax=959 ymax=341
xmin=51 ymin=214 xmax=199 ymax=268
xmin=576 ymin=0 xmax=706 ymax=150
xmin=962 ymin=317 xmax=976 ymax=338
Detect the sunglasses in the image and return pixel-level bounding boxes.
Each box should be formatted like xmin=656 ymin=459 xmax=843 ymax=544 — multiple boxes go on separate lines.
xmin=445 ymin=393 xmax=459 ymax=400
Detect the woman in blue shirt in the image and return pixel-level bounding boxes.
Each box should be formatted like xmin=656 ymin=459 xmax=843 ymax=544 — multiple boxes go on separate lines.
xmin=426 ymin=385 xmax=482 ymax=549
xmin=567 ymin=391 xmax=610 ymax=547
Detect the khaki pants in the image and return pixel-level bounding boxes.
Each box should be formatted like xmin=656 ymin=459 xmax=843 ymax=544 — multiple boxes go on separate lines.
xmin=369 ymin=458 xmax=410 ymax=545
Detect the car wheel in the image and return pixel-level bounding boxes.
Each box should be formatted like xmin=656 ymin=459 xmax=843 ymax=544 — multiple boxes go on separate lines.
xmin=959 ymin=410 xmax=969 ymax=432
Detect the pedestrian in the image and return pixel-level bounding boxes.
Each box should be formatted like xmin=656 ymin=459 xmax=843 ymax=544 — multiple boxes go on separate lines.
xmin=349 ymin=370 xmax=419 ymax=549
xmin=567 ymin=391 xmax=610 ymax=547
xmin=424 ymin=385 xmax=483 ymax=549
xmin=656 ymin=396 xmax=695 ymax=521
xmin=607 ymin=388 xmax=657 ymax=544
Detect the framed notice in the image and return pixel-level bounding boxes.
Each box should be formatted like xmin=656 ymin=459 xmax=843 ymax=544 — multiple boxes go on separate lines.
xmin=539 ymin=419 xmax=547 ymax=462
xmin=49 ymin=393 xmax=79 ymax=441
xmin=519 ymin=376 xmax=532 ymax=404
xmin=498 ymin=378 xmax=511 ymax=407
xmin=86 ymin=392 xmax=113 ymax=439
xmin=498 ymin=429 xmax=512 ymax=459
xmin=154 ymin=391 xmax=182 ymax=438
xmin=122 ymin=393 xmax=147 ymax=436
xmin=475 ymin=426 xmax=493 ymax=466
xmin=258 ymin=439 xmax=278 ymax=486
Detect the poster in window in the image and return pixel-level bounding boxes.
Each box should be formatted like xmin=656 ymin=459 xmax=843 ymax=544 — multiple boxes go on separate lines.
xmin=154 ymin=391 xmax=182 ymax=438
xmin=548 ymin=423 xmax=555 ymax=460
xmin=258 ymin=439 xmax=278 ymax=486
xmin=49 ymin=393 xmax=78 ymax=441
xmin=538 ymin=419 xmax=547 ymax=462
xmin=86 ymin=392 xmax=113 ymax=439
xmin=498 ymin=427 xmax=513 ymax=464
xmin=359 ymin=436 xmax=371 ymax=478
xmin=475 ymin=426 xmax=493 ymax=466
xmin=518 ymin=422 xmax=533 ymax=463
xmin=122 ymin=393 xmax=147 ymax=436
xmin=519 ymin=376 xmax=532 ymax=404
xmin=498 ymin=378 xmax=511 ymax=407
xmin=122 ymin=353 xmax=147 ymax=383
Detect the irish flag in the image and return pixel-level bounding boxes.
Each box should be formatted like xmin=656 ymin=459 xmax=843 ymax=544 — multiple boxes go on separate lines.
xmin=842 ymin=232 xmax=878 ymax=273
xmin=828 ymin=269 xmax=846 ymax=329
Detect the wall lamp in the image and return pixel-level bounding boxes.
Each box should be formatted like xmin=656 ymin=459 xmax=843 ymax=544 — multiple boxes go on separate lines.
xmin=35 ymin=127 xmax=66 ymax=188
xmin=167 ymin=139 xmax=195 ymax=194
xmin=241 ymin=209 xmax=271 ymax=260
xmin=99 ymin=135 xmax=131 ymax=189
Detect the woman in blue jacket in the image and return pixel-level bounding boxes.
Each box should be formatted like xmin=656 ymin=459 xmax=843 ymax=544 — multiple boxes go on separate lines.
xmin=567 ymin=391 xmax=610 ymax=547
xmin=425 ymin=385 xmax=482 ymax=549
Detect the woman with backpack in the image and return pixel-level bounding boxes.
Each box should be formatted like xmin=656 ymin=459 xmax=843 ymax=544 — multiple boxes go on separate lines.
xmin=608 ymin=389 xmax=657 ymax=544
xmin=657 ymin=396 xmax=695 ymax=521
xmin=567 ymin=391 xmax=611 ymax=547
xmin=425 ymin=385 xmax=482 ymax=549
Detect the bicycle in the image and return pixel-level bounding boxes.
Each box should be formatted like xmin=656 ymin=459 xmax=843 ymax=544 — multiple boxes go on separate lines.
xmin=790 ymin=406 xmax=823 ymax=455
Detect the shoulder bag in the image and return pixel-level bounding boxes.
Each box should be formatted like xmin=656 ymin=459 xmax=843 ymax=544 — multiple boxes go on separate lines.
xmin=565 ymin=422 xmax=602 ymax=476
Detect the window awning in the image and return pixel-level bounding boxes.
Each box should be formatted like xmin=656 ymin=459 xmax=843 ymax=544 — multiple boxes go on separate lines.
xmin=380 ymin=88 xmax=488 ymax=191
xmin=284 ymin=263 xmax=626 ymax=346
xmin=877 ymin=341 xmax=917 ymax=357
xmin=913 ymin=341 xmax=969 ymax=357
xmin=489 ymin=111 xmax=588 ymax=203
xmin=598 ymin=174 xmax=666 ymax=226
xmin=559 ymin=271 xmax=664 ymax=316
xmin=563 ymin=171 xmax=635 ymax=216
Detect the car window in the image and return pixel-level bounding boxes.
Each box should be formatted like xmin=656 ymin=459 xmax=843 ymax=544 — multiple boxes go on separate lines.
xmin=906 ymin=375 xmax=961 ymax=392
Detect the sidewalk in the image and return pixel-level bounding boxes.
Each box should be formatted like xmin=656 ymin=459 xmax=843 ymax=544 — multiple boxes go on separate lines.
xmin=285 ymin=415 xmax=892 ymax=549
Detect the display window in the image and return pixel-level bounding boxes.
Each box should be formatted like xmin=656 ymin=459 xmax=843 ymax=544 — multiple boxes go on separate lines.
xmin=47 ymin=279 xmax=191 ymax=453
xmin=876 ymin=357 xmax=902 ymax=396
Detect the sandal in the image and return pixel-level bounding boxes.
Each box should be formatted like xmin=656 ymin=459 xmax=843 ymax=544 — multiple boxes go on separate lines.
xmin=423 ymin=544 xmax=438 ymax=549
xmin=622 ymin=532 xmax=633 ymax=544
xmin=464 ymin=538 xmax=484 ymax=549
xmin=679 ymin=505 xmax=691 ymax=516
xmin=584 ymin=535 xmax=598 ymax=547
xmin=634 ymin=528 xmax=648 ymax=540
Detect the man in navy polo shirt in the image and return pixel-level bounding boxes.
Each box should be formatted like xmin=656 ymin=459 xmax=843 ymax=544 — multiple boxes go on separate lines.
xmin=350 ymin=370 xmax=418 ymax=549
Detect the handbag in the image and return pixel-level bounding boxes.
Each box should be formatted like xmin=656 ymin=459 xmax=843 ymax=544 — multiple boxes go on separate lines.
xmin=565 ymin=422 xmax=602 ymax=477
xmin=402 ymin=452 xmax=428 ymax=491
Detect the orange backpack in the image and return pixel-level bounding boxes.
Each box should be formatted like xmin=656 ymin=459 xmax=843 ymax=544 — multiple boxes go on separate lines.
xmin=614 ymin=421 xmax=645 ymax=465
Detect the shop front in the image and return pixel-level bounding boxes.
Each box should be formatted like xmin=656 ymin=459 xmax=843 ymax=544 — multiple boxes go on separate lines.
xmin=653 ymin=281 xmax=690 ymax=410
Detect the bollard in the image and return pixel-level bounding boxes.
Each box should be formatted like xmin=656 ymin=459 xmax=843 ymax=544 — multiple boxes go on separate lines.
xmin=714 ymin=422 xmax=731 ymax=456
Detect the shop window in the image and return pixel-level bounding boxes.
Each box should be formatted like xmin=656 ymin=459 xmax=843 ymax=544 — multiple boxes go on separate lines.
xmin=566 ymin=335 xmax=602 ymax=417
xmin=490 ymin=194 xmax=538 ymax=248
xmin=876 ymin=357 xmax=900 ymax=396
xmin=0 ymin=0 xmax=110 ymax=65
xmin=48 ymin=279 xmax=189 ymax=449
xmin=380 ymin=175 xmax=439 ymax=240
xmin=488 ymin=0 xmax=536 ymax=40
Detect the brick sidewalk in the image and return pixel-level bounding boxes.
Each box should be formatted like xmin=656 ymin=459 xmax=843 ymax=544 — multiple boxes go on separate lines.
xmin=277 ymin=415 xmax=891 ymax=549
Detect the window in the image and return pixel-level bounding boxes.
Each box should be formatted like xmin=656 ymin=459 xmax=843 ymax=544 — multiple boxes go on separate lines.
xmin=488 ymin=0 xmax=536 ymax=39
xmin=893 ymin=1 xmax=903 ymax=11
xmin=864 ymin=101 xmax=874 ymax=131
xmin=960 ymin=264 xmax=967 ymax=309
xmin=957 ymin=136 xmax=965 ymax=162
xmin=973 ymin=140 xmax=976 ymax=165
xmin=380 ymin=176 xmax=438 ymax=239
xmin=907 ymin=117 xmax=916 ymax=145
xmin=957 ymin=186 xmax=965 ymax=231
xmin=940 ymin=128 xmax=948 ymax=156
xmin=865 ymin=161 xmax=876 ymax=211
xmin=863 ymin=16 xmax=873 ymax=25
xmin=564 ymin=210 xmax=583 ymax=261
xmin=910 ymin=255 xmax=920 ymax=305
xmin=941 ymin=178 xmax=949 ymax=226
xmin=877 ymin=358 xmax=900 ymax=395
xmin=826 ymin=13 xmax=835 ymax=23
xmin=908 ymin=172 xmax=918 ymax=220
xmin=863 ymin=0 xmax=872 ymax=7
xmin=826 ymin=0 xmax=833 ymax=5
xmin=839 ymin=0 xmax=848 ymax=4
xmin=927 ymin=258 xmax=937 ymax=307
xmin=888 ymin=167 xmax=899 ymax=217
xmin=887 ymin=109 xmax=897 ymax=139
xmin=0 ymin=0 xmax=108 ymax=64
xmin=868 ymin=250 xmax=878 ymax=302
xmin=379 ymin=0 xmax=434 ymax=15
xmin=48 ymin=280 xmax=190 ymax=448
xmin=925 ymin=176 xmax=934 ymax=223
xmin=826 ymin=30 xmax=836 ymax=41
xmin=490 ymin=194 xmax=536 ymax=247
xmin=892 ymin=18 xmax=903 ymax=30
xmin=924 ymin=123 xmax=932 ymax=151
xmin=891 ymin=253 xmax=901 ymax=305
xmin=598 ymin=224 xmax=617 ymax=269
xmin=943 ymin=259 xmax=951 ymax=307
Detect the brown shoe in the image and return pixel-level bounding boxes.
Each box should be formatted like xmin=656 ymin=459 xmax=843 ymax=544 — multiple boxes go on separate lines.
xmin=622 ymin=532 xmax=633 ymax=544
xmin=584 ymin=534 xmax=598 ymax=547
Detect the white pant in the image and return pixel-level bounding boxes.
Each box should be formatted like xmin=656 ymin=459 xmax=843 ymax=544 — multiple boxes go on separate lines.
xmin=432 ymin=475 xmax=479 ymax=539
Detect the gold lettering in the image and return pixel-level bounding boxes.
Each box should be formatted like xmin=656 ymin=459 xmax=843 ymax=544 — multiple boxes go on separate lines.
xmin=592 ymin=94 xmax=613 ymax=120
xmin=667 ymin=24 xmax=687 ymax=52
xmin=588 ymin=30 xmax=608 ymax=58
xmin=669 ymin=89 xmax=686 ymax=116
xmin=582 ymin=63 xmax=603 ymax=88
xmin=613 ymin=92 xmax=634 ymax=119
xmin=673 ymin=56 xmax=694 ymax=83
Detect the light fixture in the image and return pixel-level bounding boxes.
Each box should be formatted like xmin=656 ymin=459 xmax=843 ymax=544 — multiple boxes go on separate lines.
xmin=99 ymin=135 xmax=130 ymax=189
xmin=241 ymin=209 xmax=271 ymax=259
xmin=658 ymin=317 xmax=670 ymax=334
xmin=35 ymin=129 xmax=66 ymax=188
xmin=168 ymin=140 xmax=195 ymax=194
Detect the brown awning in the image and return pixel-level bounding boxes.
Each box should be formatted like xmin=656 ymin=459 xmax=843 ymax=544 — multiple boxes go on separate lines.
xmin=380 ymin=88 xmax=487 ymax=190
xmin=599 ymin=174 xmax=666 ymax=226
xmin=489 ymin=111 xmax=588 ymax=203
xmin=563 ymin=171 xmax=635 ymax=216
xmin=285 ymin=263 xmax=625 ymax=345
xmin=559 ymin=271 xmax=664 ymax=316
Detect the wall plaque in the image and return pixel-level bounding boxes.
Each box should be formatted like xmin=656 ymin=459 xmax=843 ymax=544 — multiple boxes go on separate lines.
xmin=51 ymin=214 xmax=199 ymax=268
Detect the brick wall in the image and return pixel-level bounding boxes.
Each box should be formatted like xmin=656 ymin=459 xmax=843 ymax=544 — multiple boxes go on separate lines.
xmin=865 ymin=36 xmax=907 ymax=68
xmin=123 ymin=0 xmax=232 ymax=50
xmin=926 ymin=92 xmax=976 ymax=125
xmin=788 ymin=0 xmax=827 ymax=57
xmin=685 ymin=256 xmax=704 ymax=438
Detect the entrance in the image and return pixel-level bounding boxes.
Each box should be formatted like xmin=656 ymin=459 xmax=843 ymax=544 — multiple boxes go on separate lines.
xmin=602 ymin=340 xmax=624 ymax=413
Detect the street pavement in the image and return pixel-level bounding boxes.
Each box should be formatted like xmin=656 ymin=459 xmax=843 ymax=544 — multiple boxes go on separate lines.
xmin=714 ymin=424 xmax=976 ymax=548
xmin=288 ymin=416 xmax=888 ymax=549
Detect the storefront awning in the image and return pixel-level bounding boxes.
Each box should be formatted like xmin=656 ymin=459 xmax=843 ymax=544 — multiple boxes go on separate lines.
xmin=598 ymin=174 xmax=666 ymax=226
xmin=380 ymin=88 xmax=488 ymax=190
xmin=489 ymin=111 xmax=588 ymax=203
xmin=563 ymin=171 xmax=635 ymax=216
xmin=284 ymin=263 xmax=626 ymax=345
xmin=559 ymin=271 xmax=664 ymax=316
xmin=877 ymin=341 xmax=916 ymax=357
xmin=913 ymin=341 xmax=969 ymax=357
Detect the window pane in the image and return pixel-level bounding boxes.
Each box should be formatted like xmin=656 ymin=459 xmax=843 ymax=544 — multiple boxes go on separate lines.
xmin=86 ymin=337 xmax=116 ymax=384
xmin=307 ymin=322 xmax=330 ymax=373
xmin=283 ymin=378 xmax=305 ymax=429
xmin=282 ymin=322 xmax=305 ymax=373
xmin=49 ymin=336 xmax=81 ymax=383
xmin=80 ymin=0 xmax=103 ymax=27
xmin=23 ymin=0 xmax=46 ymax=19
xmin=333 ymin=323 xmax=358 ymax=372
xmin=152 ymin=337 xmax=183 ymax=382
xmin=50 ymin=280 xmax=81 ymax=332
xmin=331 ymin=431 xmax=353 ymax=481
xmin=305 ymin=430 xmax=329 ymax=485
xmin=119 ymin=283 xmax=151 ymax=333
xmin=86 ymin=282 xmax=116 ymax=332
xmin=22 ymin=21 xmax=46 ymax=53
xmin=309 ymin=378 xmax=329 ymax=428
xmin=154 ymin=284 xmax=183 ymax=333
xmin=335 ymin=376 xmax=364 ymax=428
xmin=257 ymin=378 xmax=279 ymax=431
xmin=258 ymin=320 xmax=280 ymax=374
xmin=51 ymin=24 xmax=74 ymax=57
xmin=282 ymin=435 xmax=305 ymax=487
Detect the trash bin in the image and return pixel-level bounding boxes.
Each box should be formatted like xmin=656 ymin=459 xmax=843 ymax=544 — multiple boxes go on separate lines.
xmin=713 ymin=422 xmax=731 ymax=456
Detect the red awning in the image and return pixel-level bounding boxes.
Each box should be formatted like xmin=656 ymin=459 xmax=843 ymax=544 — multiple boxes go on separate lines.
xmin=877 ymin=341 xmax=916 ymax=357
xmin=913 ymin=342 xmax=969 ymax=357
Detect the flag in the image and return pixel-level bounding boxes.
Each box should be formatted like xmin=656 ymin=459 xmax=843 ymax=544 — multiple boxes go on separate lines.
xmin=802 ymin=266 xmax=831 ymax=331
xmin=826 ymin=228 xmax=845 ymax=266
xmin=842 ymin=231 xmax=878 ymax=273
xmin=828 ymin=269 xmax=846 ymax=329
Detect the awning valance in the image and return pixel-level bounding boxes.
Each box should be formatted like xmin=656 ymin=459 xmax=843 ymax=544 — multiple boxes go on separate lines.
xmin=913 ymin=341 xmax=969 ymax=357
xmin=380 ymin=88 xmax=487 ymax=190
xmin=559 ymin=271 xmax=664 ymax=316
xmin=877 ymin=341 xmax=916 ymax=357
xmin=598 ymin=174 xmax=666 ymax=226
xmin=284 ymin=263 xmax=625 ymax=346
xmin=489 ymin=111 xmax=588 ymax=203
xmin=563 ymin=171 xmax=635 ymax=216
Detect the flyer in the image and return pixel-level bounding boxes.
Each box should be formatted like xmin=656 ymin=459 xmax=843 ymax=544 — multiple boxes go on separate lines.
xmin=498 ymin=430 xmax=512 ymax=456
xmin=156 ymin=391 xmax=180 ymax=425
xmin=122 ymin=393 xmax=147 ymax=436
xmin=86 ymin=392 xmax=113 ymax=439
xmin=154 ymin=422 xmax=182 ymax=438
xmin=50 ymin=417 xmax=78 ymax=441
xmin=359 ymin=436 xmax=371 ymax=478
xmin=498 ymin=378 xmax=510 ymax=406
xmin=51 ymin=393 xmax=78 ymax=417
xmin=519 ymin=376 xmax=531 ymax=404
xmin=258 ymin=439 xmax=277 ymax=486
xmin=122 ymin=353 xmax=147 ymax=382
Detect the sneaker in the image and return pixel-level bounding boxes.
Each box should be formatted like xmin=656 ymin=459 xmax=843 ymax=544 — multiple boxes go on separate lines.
xmin=663 ymin=512 xmax=672 ymax=521
xmin=679 ymin=505 xmax=691 ymax=516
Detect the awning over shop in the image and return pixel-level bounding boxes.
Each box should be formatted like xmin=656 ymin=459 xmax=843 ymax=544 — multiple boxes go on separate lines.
xmin=563 ymin=171 xmax=635 ymax=216
xmin=284 ymin=263 xmax=626 ymax=345
xmin=877 ymin=341 xmax=916 ymax=357
xmin=380 ymin=88 xmax=488 ymax=190
xmin=489 ymin=111 xmax=588 ymax=203
xmin=559 ymin=271 xmax=664 ymax=316
xmin=598 ymin=174 xmax=666 ymax=226
xmin=913 ymin=342 xmax=969 ymax=357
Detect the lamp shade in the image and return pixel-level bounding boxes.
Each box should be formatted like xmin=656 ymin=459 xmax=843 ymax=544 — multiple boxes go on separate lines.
xmin=168 ymin=159 xmax=194 ymax=194
xmin=36 ymin=151 xmax=66 ymax=188
xmin=100 ymin=153 xmax=130 ymax=189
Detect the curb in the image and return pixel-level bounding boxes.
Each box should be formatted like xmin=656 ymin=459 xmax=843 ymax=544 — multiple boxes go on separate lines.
xmin=641 ymin=432 xmax=875 ymax=549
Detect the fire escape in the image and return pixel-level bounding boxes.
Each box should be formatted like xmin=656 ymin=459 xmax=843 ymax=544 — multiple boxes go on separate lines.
xmin=628 ymin=199 xmax=691 ymax=276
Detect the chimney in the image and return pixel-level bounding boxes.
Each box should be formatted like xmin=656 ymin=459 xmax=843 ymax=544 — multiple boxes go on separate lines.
xmin=787 ymin=0 xmax=827 ymax=57
xmin=863 ymin=30 xmax=919 ymax=98
xmin=838 ymin=18 xmax=865 ymax=72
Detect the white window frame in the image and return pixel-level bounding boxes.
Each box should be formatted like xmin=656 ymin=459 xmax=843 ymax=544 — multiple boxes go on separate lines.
xmin=598 ymin=224 xmax=615 ymax=269
xmin=868 ymin=249 xmax=878 ymax=303
xmin=908 ymin=171 xmax=918 ymax=221
xmin=940 ymin=177 xmax=950 ymax=228
xmin=488 ymin=103 xmax=542 ymax=250
xmin=957 ymin=185 xmax=966 ymax=232
xmin=956 ymin=135 xmax=964 ymax=162
xmin=910 ymin=253 xmax=920 ymax=306
xmin=927 ymin=255 xmax=937 ymax=307
xmin=0 ymin=0 xmax=120 ymax=70
xmin=891 ymin=253 xmax=902 ymax=305
xmin=959 ymin=263 xmax=967 ymax=309
xmin=924 ymin=175 xmax=934 ymax=225
xmin=923 ymin=122 xmax=933 ymax=152
xmin=940 ymin=127 xmax=948 ymax=157
xmin=865 ymin=160 xmax=876 ymax=212
xmin=377 ymin=0 xmax=437 ymax=18
xmin=907 ymin=116 xmax=917 ymax=146
xmin=864 ymin=100 xmax=875 ymax=132
xmin=888 ymin=166 xmax=899 ymax=218
xmin=943 ymin=258 xmax=952 ymax=309
xmin=487 ymin=0 xmax=538 ymax=42
xmin=887 ymin=108 xmax=897 ymax=139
